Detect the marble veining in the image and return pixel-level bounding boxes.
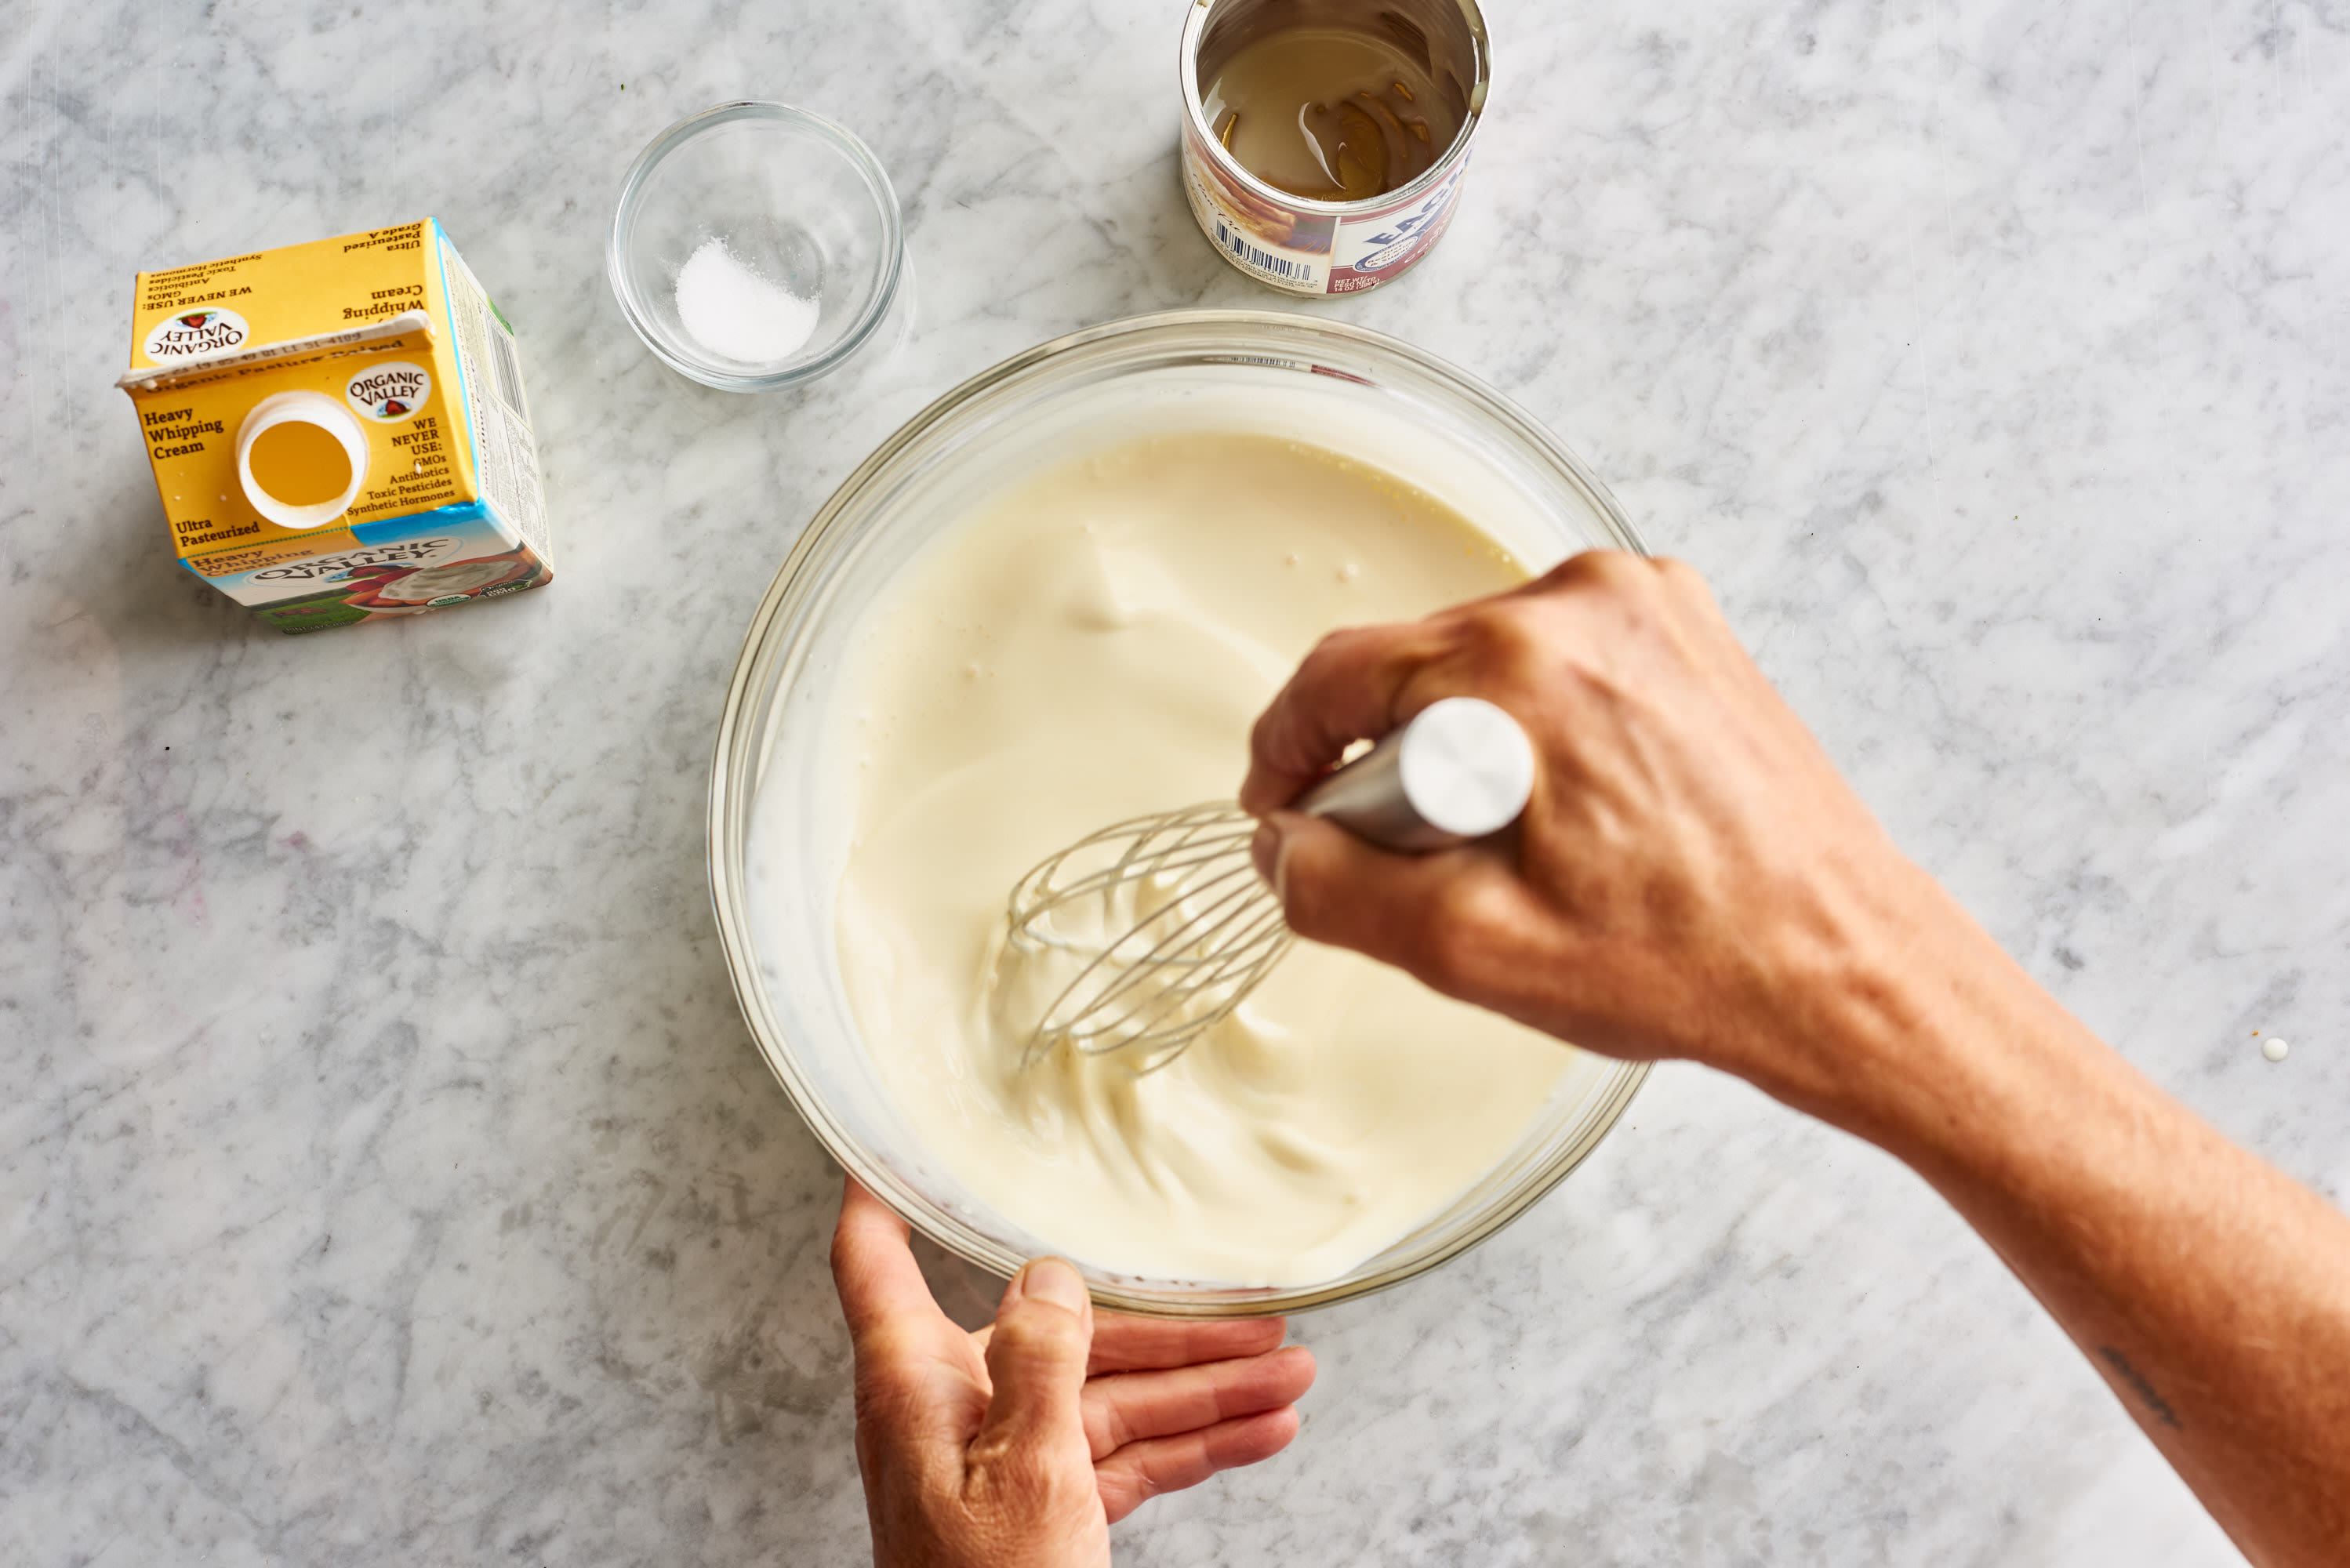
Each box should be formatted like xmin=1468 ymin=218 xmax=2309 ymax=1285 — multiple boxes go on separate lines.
xmin=4 ymin=1 xmax=2346 ymax=1563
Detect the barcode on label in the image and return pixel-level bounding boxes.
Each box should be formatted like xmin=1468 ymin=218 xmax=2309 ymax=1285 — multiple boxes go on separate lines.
xmin=1217 ymin=221 xmax=1306 ymax=280
xmin=481 ymin=303 xmax=527 ymax=417
xmin=435 ymin=227 xmax=551 ymax=561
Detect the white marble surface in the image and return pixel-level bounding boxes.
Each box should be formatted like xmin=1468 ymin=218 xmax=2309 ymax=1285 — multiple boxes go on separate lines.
xmin=3 ymin=0 xmax=2345 ymax=1562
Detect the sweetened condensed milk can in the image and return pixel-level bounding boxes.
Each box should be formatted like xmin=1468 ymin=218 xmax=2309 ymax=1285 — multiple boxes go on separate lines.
xmin=1180 ymin=0 xmax=1488 ymax=294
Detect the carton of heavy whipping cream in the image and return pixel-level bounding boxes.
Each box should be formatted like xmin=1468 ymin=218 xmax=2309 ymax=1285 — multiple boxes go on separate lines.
xmin=118 ymin=220 xmax=554 ymax=634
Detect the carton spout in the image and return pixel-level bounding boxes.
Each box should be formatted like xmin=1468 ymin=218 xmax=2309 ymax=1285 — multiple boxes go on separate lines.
xmin=236 ymin=390 xmax=370 ymax=530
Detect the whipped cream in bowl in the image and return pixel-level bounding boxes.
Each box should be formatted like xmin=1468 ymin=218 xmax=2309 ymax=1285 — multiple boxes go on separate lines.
xmin=711 ymin=310 xmax=1651 ymax=1315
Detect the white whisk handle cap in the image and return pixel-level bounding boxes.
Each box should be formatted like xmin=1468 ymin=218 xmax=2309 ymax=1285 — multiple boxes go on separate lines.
xmin=1297 ymin=697 xmax=1535 ymax=851
xmin=1401 ymin=697 xmax=1536 ymax=838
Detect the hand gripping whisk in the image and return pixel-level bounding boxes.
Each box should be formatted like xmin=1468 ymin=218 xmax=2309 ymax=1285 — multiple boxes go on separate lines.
xmin=1003 ymin=697 xmax=1536 ymax=1071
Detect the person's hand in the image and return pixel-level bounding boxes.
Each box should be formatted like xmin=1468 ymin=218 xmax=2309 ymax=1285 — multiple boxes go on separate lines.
xmin=830 ymin=1178 xmax=1315 ymax=1568
xmin=1240 ymin=550 xmax=1952 ymax=1115
xmin=1242 ymin=551 xmax=2350 ymax=1568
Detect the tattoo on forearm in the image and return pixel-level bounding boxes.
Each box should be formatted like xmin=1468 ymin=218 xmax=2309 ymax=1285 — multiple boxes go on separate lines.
xmin=2098 ymin=1347 xmax=2182 ymax=1429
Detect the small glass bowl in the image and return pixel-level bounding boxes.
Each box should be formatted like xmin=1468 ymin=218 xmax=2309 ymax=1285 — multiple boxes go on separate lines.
xmin=608 ymin=102 xmax=903 ymax=392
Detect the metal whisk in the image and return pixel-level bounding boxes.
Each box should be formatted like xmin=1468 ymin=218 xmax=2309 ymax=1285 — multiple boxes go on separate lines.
xmin=1003 ymin=697 xmax=1536 ymax=1071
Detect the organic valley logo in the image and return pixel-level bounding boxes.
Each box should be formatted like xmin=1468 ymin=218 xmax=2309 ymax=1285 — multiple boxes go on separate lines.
xmin=143 ymin=307 xmax=250 ymax=361
xmin=251 ymin=537 xmax=461 ymax=583
xmin=345 ymin=360 xmax=433 ymax=421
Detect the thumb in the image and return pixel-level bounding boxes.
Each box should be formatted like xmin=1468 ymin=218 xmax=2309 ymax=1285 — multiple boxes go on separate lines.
xmin=1253 ymin=811 xmax=1504 ymax=973
xmin=975 ymin=1257 xmax=1094 ymax=1457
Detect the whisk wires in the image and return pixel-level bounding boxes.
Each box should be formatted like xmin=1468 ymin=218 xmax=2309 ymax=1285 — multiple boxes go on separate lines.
xmin=1005 ymin=802 xmax=1290 ymax=1072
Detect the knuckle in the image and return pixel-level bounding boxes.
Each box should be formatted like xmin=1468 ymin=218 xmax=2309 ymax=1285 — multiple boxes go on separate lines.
xmin=1086 ymin=1397 xmax=1132 ymax=1455
xmin=1273 ymin=855 xmax=1338 ymax=942
xmin=1279 ymin=885 xmax=1329 ymax=943
xmin=1546 ymin=548 xmax=1635 ymax=589
xmin=1542 ymin=549 xmax=1671 ymax=612
xmin=1421 ymin=601 xmax=1549 ymax=703
xmin=1589 ymin=548 xmax=1647 ymax=583
xmin=1653 ymin=554 xmax=1715 ymax=603
xmin=1465 ymin=601 xmax=1548 ymax=670
xmin=993 ymin=1299 xmax=1084 ymax=1358
xmin=1301 ymin=624 xmax=1371 ymax=677
xmin=1246 ymin=705 xmax=1299 ymax=772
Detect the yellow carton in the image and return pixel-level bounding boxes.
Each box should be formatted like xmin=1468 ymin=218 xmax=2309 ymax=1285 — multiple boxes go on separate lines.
xmin=118 ymin=220 xmax=553 ymax=633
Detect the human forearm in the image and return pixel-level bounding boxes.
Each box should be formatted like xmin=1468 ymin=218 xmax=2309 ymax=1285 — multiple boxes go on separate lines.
xmin=1801 ymin=887 xmax=2350 ymax=1566
xmin=1243 ymin=554 xmax=2350 ymax=1562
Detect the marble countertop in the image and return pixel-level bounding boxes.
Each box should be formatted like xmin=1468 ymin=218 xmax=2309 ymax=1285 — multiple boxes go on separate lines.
xmin=5 ymin=1 xmax=2345 ymax=1563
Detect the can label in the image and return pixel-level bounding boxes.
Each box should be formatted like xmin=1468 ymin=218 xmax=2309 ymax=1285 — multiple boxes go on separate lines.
xmin=1182 ymin=116 xmax=1471 ymax=296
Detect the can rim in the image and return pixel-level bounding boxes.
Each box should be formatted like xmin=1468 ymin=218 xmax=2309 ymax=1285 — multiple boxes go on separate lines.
xmin=1178 ymin=0 xmax=1491 ymax=216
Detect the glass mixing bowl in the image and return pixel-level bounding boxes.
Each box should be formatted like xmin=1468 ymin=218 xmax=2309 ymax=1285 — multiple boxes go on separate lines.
xmin=710 ymin=310 xmax=1651 ymax=1316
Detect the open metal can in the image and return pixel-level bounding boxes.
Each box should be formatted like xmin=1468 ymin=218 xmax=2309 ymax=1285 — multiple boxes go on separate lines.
xmin=1179 ymin=0 xmax=1490 ymax=296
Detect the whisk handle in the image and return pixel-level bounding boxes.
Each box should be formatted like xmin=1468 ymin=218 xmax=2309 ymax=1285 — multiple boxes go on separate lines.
xmin=1293 ymin=696 xmax=1535 ymax=852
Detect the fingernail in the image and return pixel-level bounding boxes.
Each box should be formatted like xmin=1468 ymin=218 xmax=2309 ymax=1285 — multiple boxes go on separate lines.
xmin=1250 ymin=818 xmax=1284 ymax=891
xmin=1020 ymin=1257 xmax=1087 ymax=1311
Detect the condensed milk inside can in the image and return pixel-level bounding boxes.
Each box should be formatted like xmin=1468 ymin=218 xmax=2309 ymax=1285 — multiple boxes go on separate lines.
xmin=1180 ymin=0 xmax=1489 ymax=295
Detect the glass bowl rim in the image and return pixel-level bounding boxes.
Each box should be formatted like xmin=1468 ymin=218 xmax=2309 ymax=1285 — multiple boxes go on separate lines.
xmin=606 ymin=99 xmax=906 ymax=394
xmin=708 ymin=307 xmax=1653 ymax=1315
